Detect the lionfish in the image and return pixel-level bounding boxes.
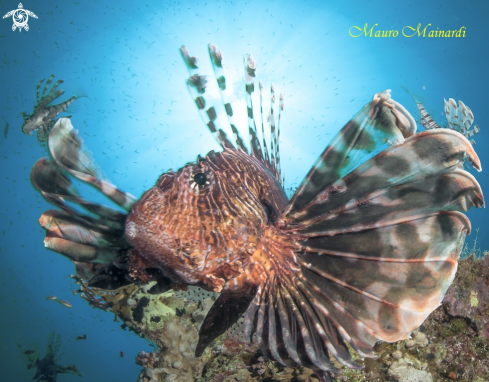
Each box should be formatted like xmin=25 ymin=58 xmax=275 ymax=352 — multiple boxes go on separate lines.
xmin=405 ymin=87 xmax=481 ymax=145
xmin=30 ymin=44 xmax=484 ymax=381
xmin=17 ymin=332 xmax=82 ymax=382
xmin=21 ymin=74 xmax=77 ymax=147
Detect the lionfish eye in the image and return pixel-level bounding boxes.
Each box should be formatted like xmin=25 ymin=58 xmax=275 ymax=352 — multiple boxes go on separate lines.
xmin=193 ymin=172 xmax=207 ymax=186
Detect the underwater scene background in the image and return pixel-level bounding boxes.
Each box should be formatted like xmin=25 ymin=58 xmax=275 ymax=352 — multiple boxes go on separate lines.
xmin=1 ymin=0 xmax=488 ymax=381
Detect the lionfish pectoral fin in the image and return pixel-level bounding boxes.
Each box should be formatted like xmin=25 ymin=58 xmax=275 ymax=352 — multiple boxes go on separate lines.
xmin=195 ymin=292 xmax=255 ymax=357
xmin=313 ymin=370 xmax=334 ymax=382
xmin=266 ymin=92 xmax=484 ymax=370
xmin=285 ymin=90 xmax=416 ymax=217
xmin=31 ymin=119 xmax=137 ymax=282
xmin=49 ymin=118 xmax=136 ymax=210
xmin=46 ymin=96 xmax=76 ymax=120
xmin=273 ymin=93 xmax=483 ymax=367
xmin=243 ymin=260 xmax=359 ymax=372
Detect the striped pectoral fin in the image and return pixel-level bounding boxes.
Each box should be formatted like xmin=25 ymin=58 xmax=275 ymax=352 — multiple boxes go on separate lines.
xmin=195 ymin=291 xmax=255 ymax=357
xmin=296 ymin=168 xmax=483 ymax=237
xmin=31 ymin=123 xmax=134 ymax=268
xmin=44 ymin=235 xmax=124 ymax=264
xmin=285 ymin=90 xmax=416 ymax=217
xmin=286 ymin=129 xmax=482 ymax=225
xmin=45 ymin=96 xmax=76 ymax=121
xmin=48 ymin=118 xmax=136 ymax=210
xmin=297 ymin=211 xmax=469 ymax=345
xmin=31 ymin=158 xmax=127 ymax=228
xmin=39 ymin=210 xmax=129 ymax=249
xmin=243 ymin=273 xmax=361 ymax=375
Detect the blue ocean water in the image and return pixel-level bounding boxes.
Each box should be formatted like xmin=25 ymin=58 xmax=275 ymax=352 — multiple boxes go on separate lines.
xmin=0 ymin=0 xmax=487 ymax=380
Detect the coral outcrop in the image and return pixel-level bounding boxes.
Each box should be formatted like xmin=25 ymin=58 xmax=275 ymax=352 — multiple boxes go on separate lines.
xmin=75 ymin=252 xmax=489 ymax=381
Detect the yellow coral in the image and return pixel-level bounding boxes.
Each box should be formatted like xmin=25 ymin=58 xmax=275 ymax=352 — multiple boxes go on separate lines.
xmin=470 ymin=290 xmax=479 ymax=307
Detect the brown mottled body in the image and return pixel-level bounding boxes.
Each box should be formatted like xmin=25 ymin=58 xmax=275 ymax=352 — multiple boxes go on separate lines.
xmin=125 ymin=148 xmax=288 ymax=294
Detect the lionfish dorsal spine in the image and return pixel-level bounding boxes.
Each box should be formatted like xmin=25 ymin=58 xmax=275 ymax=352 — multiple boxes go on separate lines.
xmin=36 ymin=78 xmax=45 ymax=102
xmin=267 ymin=82 xmax=277 ymax=176
xmin=182 ymin=44 xmax=285 ymax=186
xmin=417 ymin=101 xmax=442 ymax=130
xmin=269 ymin=85 xmax=283 ymax=182
xmin=276 ymin=92 xmax=284 ymax=181
xmin=180 ymin=45 xmax=235 ymax=150
xmin=207 ymin=44 xmax=248 ymax=153
xmin=243 ymin=54 xmax=267 ymax=162
xmin=257 ymin=81 xmax=271 ymax=166
xmin=41 ymin=74 xmax=55 ymax=99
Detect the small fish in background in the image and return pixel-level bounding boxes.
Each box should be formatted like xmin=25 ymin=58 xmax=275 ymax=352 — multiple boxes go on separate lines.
xmin=20 ymin=74 xmax=83 ymax=148
xmin=46 ymin=295 xmax=57 ymax=300
xmin=120 ymin=351 xmax=124 ymax=358
xmin=443 ymin=98 xmax=480 ymax=144
xmin=66 ymin=365 xmax=79 ymax=373
xmin=18 ymin=332 xmax=82 ymax=382
xmin=75 ymin=334 xmax=86 ymax=341
xmin=404 ymin=87 xmax=480 ymax=145
xmin=3 ymin=121 xmax=8 ymax=139
xmin=56 ymin=299 xmax=73 ymax=308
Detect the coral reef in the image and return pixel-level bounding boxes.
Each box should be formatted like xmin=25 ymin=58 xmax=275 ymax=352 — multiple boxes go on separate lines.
xmin=73 ymin=252 xmax=489 ymax=382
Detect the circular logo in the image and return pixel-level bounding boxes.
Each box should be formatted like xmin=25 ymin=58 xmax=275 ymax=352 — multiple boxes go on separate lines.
xmin=13 ymin=9 xmax=28 ymax=28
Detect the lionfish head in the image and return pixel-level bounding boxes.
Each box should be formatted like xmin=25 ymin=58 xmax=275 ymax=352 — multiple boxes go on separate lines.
xmin=123 ymin=149 xmax=280 ymax=284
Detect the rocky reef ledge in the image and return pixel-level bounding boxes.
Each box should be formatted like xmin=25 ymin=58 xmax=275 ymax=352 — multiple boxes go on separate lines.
xmin=76 ymin=252 xmax=489 ymax=382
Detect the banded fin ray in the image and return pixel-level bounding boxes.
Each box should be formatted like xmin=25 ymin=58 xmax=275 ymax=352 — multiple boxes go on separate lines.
xmin=182 ymin=44 xmax=285 ymax=185
xmin=36 ymin=78 xmax=45 ymax=102
xmin=180 ymin=45 xmax=236 ymax=150
xmin=243 ymin=232 xmax=359 ymax=380
xmin=284 ymin=90 xmax=417 ymax=217
xmin=31 ymin=118 xmax=135 ymax=267
xmin=31 ymin=159 xmax=126 ymax=227
xmin=243 ymin=54 xmax=266 ymax=164
xmin=48 ymin=118 xmax=136 ymax=211
xmin=405 ymin=88 xmax=480 ymax=141
xmin=444 ymin=98 xmax=480 ymax=139
xmin=285 ymin=129 xmax=481 ymax=226
xmin=245 ymin=93 xmax=483 ymax=377
xmin=207 ymin=44 xmax=248 ymax=153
